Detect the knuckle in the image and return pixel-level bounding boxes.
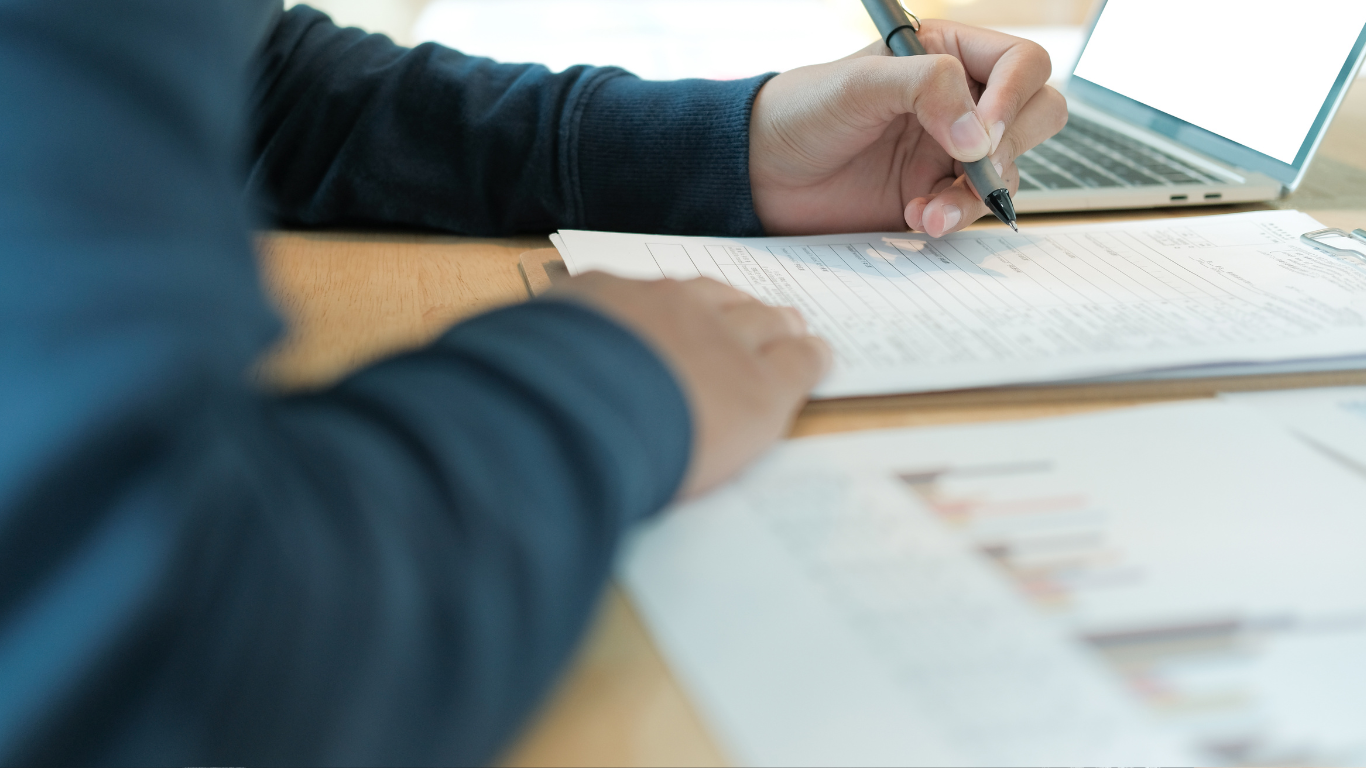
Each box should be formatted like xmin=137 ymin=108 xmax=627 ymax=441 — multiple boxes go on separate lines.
xmin=925 ymin=54 xmax=966 ymax=85
xmin=678 ymin=276 xmax=709 ymax=295
xmin=1020 ymin=39 xmax=1048 ymax=59
xmin=784 ymin=338 xmax=828 ymax=383
xmin=1021 ymin=39 xmax=1052 ymax=73
xmin=826 ymin=57 xmax=900 ymax=124
xmin=652 ymin=278 xmax=690 ymax=306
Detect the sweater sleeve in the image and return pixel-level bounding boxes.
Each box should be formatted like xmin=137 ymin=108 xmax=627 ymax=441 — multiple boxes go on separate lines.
xmin=249 ymin=5 xmax=772 ymax=236
xmin=0 ymin=0 xmax=691 ymax=764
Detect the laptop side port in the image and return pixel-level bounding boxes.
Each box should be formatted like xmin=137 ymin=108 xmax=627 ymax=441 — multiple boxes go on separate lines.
xmin=1204 ymin=193 xmax=1222 ymax=200
xmin=1170 ymin=194 xmax=1188 ymax=201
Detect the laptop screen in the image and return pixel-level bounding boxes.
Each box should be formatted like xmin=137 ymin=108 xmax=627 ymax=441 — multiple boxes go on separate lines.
xmin=1072 ymin=0 xmax=1366 ymax=166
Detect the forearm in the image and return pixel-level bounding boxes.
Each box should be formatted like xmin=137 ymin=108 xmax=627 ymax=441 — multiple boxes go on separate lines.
xmin=7 ymin=300 xmax=690 ymax=766
xmin=249 ymin=6 xmax=771 ymax=235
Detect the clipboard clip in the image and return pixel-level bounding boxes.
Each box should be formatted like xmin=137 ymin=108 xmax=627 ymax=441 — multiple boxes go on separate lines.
xmin=1301 ymin=227 xmax=1366 ymax=267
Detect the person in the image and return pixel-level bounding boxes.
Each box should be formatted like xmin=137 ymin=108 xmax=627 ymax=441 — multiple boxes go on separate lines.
xmin=0 ymin=0 xmax=1065 ymax=763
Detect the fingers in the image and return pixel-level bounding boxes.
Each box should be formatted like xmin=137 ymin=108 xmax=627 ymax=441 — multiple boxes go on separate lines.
xmin=549 ymin=270 xmax=832 ymax=500
xmin=830 ymin=22 xmax=1052 ymax=165
xmin=900 ymin=56 xmax=995 ymax=163
xmin=546 ymin=267 xmax=830 ymax=497
xmin=990 ymin=84 xmax=1068 ymax=167
xmin=904 ymin=171 xmax=990 ymax=237
xmin=829 ymin=53 xmax=993 ymax=163
xmin=721 ymin=302 xmax=828 ymax=399
xmin=922 ymin=21 xmax=1054 ymax=155
xmin=907 ymin=84 xmax=1065 ymax=236
xmin=882 ymin=21 xmax=1057 ymax=167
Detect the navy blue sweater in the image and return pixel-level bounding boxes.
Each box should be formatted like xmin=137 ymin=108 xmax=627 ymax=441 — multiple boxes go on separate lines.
xmin=0 ymin=1 xmax=770 ymax=764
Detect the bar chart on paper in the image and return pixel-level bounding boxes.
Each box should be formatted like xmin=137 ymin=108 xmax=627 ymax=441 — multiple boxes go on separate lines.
xmin=555 ymin=211 xmax=1366 ymax=397
xmin=622 ymin=401 xmax=1366 ymax=766
xmin=891 ymin=430 xmax=1366 ymax=766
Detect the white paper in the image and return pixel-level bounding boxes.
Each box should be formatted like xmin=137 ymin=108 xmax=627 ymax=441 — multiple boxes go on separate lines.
xmin=556 ymin=210 xmax=1366 ymax=398
xmin=622 ymin=401 xmax=1366 ymax=766
xmin=1223 ymin=385 xmax=1366 ymax=473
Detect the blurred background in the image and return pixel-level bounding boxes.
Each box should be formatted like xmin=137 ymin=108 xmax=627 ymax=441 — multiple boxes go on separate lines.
xmin=289 ymin=0 xmax=1096 ymax=82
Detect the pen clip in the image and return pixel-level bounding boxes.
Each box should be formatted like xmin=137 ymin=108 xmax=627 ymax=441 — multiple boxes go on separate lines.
xmin=896 ymin=1 xmax=921 ymax=31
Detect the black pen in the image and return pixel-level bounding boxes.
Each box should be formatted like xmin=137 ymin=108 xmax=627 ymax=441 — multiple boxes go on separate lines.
xmin=860 ymin=0 xmax=1018 ymax=232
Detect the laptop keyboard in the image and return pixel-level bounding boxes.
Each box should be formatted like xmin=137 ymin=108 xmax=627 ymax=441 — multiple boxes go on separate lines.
xmin=1016 ymin=114 xmax=1222 ymax=191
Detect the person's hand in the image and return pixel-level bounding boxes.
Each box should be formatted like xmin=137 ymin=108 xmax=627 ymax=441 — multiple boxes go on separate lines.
xmin=548 ymin=273 xmax=831 ymax=498
xmin=749 ymin=20 xmax=1067 ymax=237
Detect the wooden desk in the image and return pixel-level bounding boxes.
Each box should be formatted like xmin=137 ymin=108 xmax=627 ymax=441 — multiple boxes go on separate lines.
xmin=257 ymin=81 xmax=1366 ymax=767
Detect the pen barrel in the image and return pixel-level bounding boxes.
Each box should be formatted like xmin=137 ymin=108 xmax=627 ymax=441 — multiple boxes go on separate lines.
xmin=964 ymin=159 xmax=1006 ymax=197
xmin=886 ymin=27 xmax=927 ymax=57
xmin=860 ymin=0 xmax=926 ymax=56
xmin=966 ymin=159 xmax=1017 ymax=227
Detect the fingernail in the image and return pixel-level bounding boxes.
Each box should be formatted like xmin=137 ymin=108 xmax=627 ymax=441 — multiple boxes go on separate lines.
xmin=950 ymin=112 xmax=992 ymax=159
xmin=940 ymin=204 xmax=962 ymax=234
xmin=929 ymin=204 xmax=962 ymax=237
xmin=904 ymin=198 xmax=927 ymax=230
xmin=989 ymin=121 xmax=1005 ymax=154
xmin=994 ymin=161 xmax=1004 ymax=176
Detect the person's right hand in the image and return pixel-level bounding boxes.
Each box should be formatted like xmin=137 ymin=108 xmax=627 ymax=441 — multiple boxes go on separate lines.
xmin=548 ymin=273 xmax=831 ymax=499
xmin=749 ymin=21 xmax=1066 ymax=238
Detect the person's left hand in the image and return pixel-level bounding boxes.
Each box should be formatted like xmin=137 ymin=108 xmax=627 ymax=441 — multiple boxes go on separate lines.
xmin=748 ymin=20 xmax=1066 ymax=237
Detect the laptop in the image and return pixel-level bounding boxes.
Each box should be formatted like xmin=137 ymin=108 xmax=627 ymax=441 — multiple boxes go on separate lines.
xmin=1014 ymin=0 xmax=1366 ymax=213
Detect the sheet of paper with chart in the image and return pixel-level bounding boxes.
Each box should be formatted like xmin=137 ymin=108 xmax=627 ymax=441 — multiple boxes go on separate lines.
xmin=1223 ymin=385 xmax=1366 ymax=472
xmin=554 ymin=210 xmax=1366 ymax=397
xmin=621 ymin=400 xmax=1366 ymax=766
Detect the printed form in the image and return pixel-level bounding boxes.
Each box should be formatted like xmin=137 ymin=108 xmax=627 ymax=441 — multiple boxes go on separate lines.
xmin=554 ymin=210 xmax=1366 ymax=397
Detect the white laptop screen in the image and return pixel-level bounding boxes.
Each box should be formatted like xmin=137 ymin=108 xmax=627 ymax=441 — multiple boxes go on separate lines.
xmin=1073 ymin=0 xmax=1366 ymax=165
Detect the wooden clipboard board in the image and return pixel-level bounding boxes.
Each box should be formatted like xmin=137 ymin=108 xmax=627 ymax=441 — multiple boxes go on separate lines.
xmin=519 ymin=248 xmax=568 ymax=297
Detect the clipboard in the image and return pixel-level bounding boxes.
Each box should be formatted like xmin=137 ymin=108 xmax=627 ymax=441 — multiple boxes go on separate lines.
xmin=524 ymin=225 xmax=1366 ymax=296
xmin=515 ymin=243 xmax=1366 ymax=406
xmin=518 ymin=248 xmax=567 ymax=297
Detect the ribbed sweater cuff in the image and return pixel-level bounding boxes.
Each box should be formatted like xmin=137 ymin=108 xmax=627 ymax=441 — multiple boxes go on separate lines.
xmin=571 ymin=72 xmax=775 ymax=236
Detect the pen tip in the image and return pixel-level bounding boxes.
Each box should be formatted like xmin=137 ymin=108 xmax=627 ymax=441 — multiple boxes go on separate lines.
xmin=1009 ymin=221 xmax=1019 ymax=233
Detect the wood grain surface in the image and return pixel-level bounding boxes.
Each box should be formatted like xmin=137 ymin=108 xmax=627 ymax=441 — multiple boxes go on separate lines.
xmin=253 ymin=81 xmax=1366 ymax=768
